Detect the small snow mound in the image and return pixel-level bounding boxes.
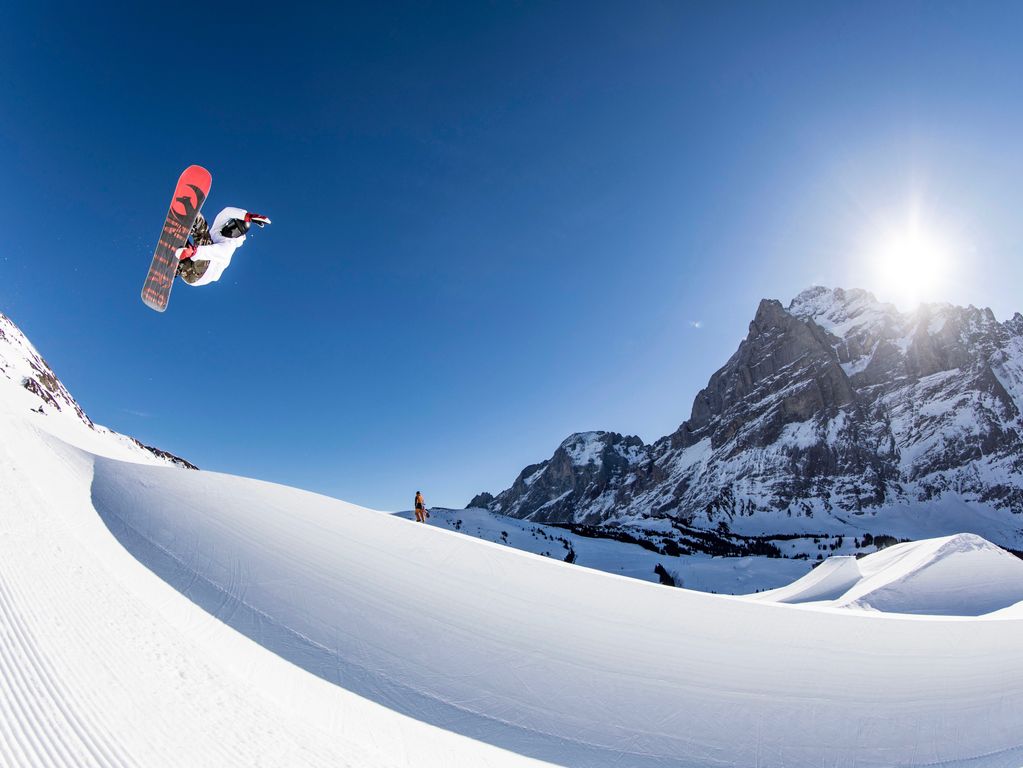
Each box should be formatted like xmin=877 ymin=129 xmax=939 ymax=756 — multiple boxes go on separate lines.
xmin=838 ymin=534 xmax=1023 ymax=615
xmin=749 ymin=555 xmax=862 ymax=604
xmin=989 ymin=599 xmax=1023 ymax=617
xmin=750 ymin=533 xmax=1023 ymax=616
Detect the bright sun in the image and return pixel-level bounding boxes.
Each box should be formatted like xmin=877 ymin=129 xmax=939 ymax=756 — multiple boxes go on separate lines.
xmin=872 ymin=213 xmax=952 ymax=308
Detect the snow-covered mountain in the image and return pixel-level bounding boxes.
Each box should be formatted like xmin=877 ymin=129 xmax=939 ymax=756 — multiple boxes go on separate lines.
xmin=470 ymin=287 xmax=1023 ymax=550
xmin=0 ymin=311 xmax=195 ymax=467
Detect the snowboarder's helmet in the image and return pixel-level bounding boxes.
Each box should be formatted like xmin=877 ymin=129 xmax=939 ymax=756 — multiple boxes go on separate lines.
xmin=220 ymin=218 xmax=250 ymax=239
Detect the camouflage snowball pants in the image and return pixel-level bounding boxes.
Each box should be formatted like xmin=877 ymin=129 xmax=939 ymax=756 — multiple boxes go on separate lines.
xmin=176 ymin=213 xmax=214 ymax=284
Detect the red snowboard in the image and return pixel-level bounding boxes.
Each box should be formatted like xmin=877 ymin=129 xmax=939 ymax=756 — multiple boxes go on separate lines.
xmin=141 ymin=165 xmax=212 ymax=312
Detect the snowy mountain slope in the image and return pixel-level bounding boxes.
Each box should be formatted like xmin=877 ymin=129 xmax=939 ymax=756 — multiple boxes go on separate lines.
xmin=0 ymin=311 xmax=195 ymax=467
xmin=750 ymin=533 xmax=1023 ymax=615
xmin=396 ymin=506 xmax=814 ymax=593
xmin=470 ymin=287 xmax=1023 ymax=553
xmin=409 ymin=509 xmax=1023 ymax=613
xmin=2 ymin=311 xmax=1023 ymax=765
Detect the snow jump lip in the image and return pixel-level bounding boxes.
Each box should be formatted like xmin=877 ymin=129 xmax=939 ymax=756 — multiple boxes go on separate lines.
xmin=90 ymin=456 xmax=1023 ymax=768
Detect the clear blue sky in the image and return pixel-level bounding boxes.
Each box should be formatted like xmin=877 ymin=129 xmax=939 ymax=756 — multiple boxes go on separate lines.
xmin=3 ymin=2 xmax=1022 ymax=510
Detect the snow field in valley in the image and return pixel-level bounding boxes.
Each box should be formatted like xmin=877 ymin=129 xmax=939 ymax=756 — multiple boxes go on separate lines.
xmin=408 ymin=506 xmax=814 ymax=593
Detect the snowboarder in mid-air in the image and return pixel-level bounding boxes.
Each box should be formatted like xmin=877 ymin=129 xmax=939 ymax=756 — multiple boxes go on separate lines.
xmin=141 ymin=165 xmax=272 ymax=312
xmin=176 ymin=207 xmax=271 ymax=286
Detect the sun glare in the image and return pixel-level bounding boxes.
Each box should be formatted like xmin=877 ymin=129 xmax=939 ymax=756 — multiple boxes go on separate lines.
xmin=872 ymin=211 xmax=953 ymax=309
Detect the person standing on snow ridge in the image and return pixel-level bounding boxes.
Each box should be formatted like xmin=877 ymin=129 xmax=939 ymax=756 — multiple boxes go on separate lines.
xmin=414 ymin=491 xmax=429 ymax=523
xmin=176 ymin=207 xmax=271 ymax=286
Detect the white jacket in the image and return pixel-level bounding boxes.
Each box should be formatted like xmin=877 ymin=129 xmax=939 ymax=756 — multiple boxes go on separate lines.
xmin=182 ymin=207 xmax=248 ymax=287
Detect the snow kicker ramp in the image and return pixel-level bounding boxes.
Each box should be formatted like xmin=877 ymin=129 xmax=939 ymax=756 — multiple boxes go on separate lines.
xmin=747 ymin=535 xmax=1023 ymax=614
xmin=832 ymin=533 xmax=1023 ymax=614
xmin=748 ymin=554 xmax=864 ymax=604
xmin=89 ymin=456 xmax=1023 ymax=768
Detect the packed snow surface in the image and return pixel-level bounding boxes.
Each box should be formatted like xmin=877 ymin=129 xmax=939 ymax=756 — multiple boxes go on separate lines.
xmin=3 ymin=311 xmax=1023 ymax=767
xmin=4 ymin=423 xmax=1023 ymax=766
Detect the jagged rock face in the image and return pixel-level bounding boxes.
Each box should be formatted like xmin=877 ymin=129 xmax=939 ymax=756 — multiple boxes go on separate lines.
xmin=488 ymin=432 xmax=646 ymax=524
xmin=473 ymin=288 xmax=1023 ymax=539
xmin=679 ymin=297 xmax=856 ymax=454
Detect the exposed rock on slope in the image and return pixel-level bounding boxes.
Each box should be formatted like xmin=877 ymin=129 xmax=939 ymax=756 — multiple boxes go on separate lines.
xmin=470 ymin=431 xmax=645 ymax=524
xmin=0 ymin=311 xmax=195 ymax=469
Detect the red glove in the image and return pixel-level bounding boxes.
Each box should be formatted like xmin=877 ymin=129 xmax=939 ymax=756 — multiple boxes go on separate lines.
xmin=244 ymin=212 xmax=271 ymax=227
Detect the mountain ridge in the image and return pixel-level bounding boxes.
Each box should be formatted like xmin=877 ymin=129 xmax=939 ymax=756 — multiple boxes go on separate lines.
xmin=469 ymin=287 xmax=1023 ymax=550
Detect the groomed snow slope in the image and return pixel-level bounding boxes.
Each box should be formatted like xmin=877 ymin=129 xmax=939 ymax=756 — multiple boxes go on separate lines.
xmin=84 ymin=453 xmax=1023 ymax=767
xmin=0 ymin=416 xmax=556 ymax=768
xmin=0 ymin=313 xmax=549 ymax=768
xmin=3 ymin=313 xmax=1023 ymax=767
xmin=7 ymin=415 xmax=1023 ymax=767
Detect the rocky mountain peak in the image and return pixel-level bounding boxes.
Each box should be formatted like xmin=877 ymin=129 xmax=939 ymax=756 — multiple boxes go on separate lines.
xmin=469 ymin=287 xmax=1023 ymax=547
xmin=680 ymin=294 xmax=854 ymax=454
xmin=557 ymin=431 xmax=645 ymax=466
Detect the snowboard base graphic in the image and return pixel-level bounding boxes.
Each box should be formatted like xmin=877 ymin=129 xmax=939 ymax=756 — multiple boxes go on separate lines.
xmin=141 ymin=165 xmax=212 ymax=312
